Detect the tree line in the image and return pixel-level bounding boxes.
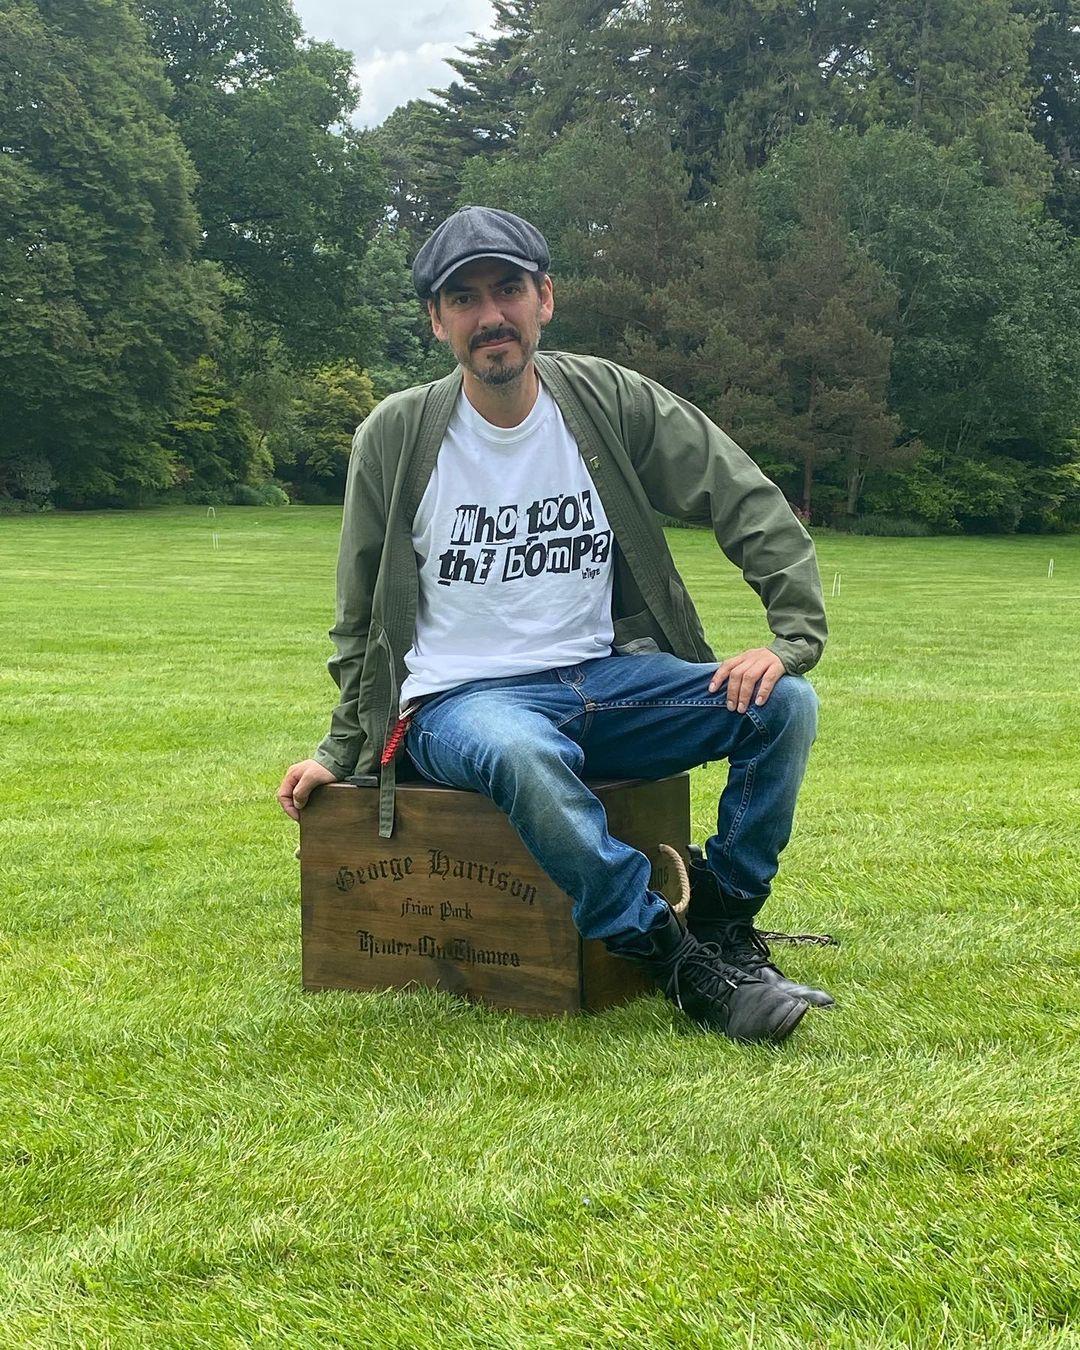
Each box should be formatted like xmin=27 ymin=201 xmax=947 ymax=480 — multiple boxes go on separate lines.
xmin=2 ymin=0 xmax=1079 ymax=532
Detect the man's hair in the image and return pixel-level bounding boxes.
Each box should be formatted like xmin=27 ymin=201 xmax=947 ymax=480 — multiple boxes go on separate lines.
xmin=430 ymin=269 xmax=548 ymax=318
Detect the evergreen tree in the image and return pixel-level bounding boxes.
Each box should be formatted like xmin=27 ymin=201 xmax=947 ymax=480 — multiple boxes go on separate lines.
xmin=770 ymin=123 xmax=1080 ymax=529
xmin=373 ymin=2 xmax=538 ymax=243
xmin=371 ymin=100 xmax=462 ymax=248
xmin=427 ymin=0 xmax=538 ymax=158
xmin=843 ymin=0 xmax=1054 ymax=207
xmin=1022 ymin=0 xmax=1080 ymax=234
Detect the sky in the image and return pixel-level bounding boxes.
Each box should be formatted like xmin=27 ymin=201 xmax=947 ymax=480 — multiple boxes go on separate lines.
xmin=292 ymin=0 xmax=497 ymax=128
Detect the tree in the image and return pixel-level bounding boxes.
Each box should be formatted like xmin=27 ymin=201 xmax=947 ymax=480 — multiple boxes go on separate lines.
xmin=523 ymin=0 xmax=846 ymax=193
xmin=353 ymin=226 xmax=434 ymax=398
xmin=0 ymin=0 xmax=218 ymax=507
xmin=1022 ymin=0 xmax=1080 ymax=235
xmin=839 ymin=0 xmax=1054 ymax=207
xmin=427 ymin=0 xmax=538 ymax=154
xmin=372 ymin=2 xmax=538 ymax=243
xmin=272 ymin=363 xmax=377 ymax=501
xmin=138 ymin=0 xmax=387 ymax=364
xmin=458 ymin=116 xmax=698 ymax=358
xmin=770 ymin=122 xmax=1080 ymax=529
xmin=156 ymin=356 xmax=263 ymax=502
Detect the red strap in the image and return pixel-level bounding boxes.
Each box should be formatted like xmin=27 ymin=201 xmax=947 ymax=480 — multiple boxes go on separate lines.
xmin=380 ymin=712 xmax=412 ymax=767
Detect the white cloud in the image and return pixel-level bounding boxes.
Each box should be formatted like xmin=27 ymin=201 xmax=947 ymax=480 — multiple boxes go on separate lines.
xmin=354 ymin=42 xmax=462 ymax=127
xmin=292 ymin=0 xmax=497 ymax=127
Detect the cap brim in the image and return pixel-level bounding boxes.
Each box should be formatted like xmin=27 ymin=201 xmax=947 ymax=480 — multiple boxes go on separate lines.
xmin=430 ymin=253 xmax=539 ymax=295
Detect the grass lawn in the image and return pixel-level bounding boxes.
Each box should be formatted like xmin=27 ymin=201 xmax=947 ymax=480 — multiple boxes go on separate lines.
xmin=1 ymin=507 xmax=1077 ymax=1348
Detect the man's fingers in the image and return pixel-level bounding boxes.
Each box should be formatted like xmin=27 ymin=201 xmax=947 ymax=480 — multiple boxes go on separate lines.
xmin=726 ymin=663 xmax=752 ymax=711
xmin=735 ymin=669 xmax=760 ymax=712
xmin=713 ymin=649 xmax=786 ymax=713
xmin=276 ymin=764 xmax=307 ymax=821
xmin=754 ymin=662 xmax=783 ymax=706
xmin=277 ymin=780 xmax=300 ymax=822
xmin=711 ymin=650 xmax=786 ymax=711
xmin=732 ymin=659 xmax=769 ymax=712
xmin=708 ymin=657 xmax=735 ymax=694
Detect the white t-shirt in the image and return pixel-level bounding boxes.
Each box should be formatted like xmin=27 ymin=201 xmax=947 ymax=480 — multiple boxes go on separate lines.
xmin=399 ymin=378 xmax=615 ymax=710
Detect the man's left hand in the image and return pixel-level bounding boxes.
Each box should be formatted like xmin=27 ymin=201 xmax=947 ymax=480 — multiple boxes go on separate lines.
xmin=709 ymin=647 xmax=786 ymax=713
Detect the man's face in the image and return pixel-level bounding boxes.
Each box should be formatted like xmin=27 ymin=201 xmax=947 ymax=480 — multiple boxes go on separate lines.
xmin=428 ymin=257 xmax=554 ymax=387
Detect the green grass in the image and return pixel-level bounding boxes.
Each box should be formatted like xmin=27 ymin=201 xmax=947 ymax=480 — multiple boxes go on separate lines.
xmin=1 ymin=507 xmax=1078 ymax=1348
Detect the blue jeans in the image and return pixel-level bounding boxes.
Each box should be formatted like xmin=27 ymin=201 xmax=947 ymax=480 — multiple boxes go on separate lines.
xmin=404 ymin=652 xmax=818 ymax=952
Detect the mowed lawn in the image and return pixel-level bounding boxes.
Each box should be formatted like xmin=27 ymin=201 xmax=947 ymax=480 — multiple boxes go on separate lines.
xmin=1 ymin=507 xmax=1077 ymax=1349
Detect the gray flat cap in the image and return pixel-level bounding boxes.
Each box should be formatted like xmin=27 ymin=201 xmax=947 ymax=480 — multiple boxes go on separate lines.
xmin=412 ymin=205 xmax=550 ymax=298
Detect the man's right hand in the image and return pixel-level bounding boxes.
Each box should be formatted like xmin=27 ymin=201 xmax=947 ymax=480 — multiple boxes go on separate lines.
xmin=277 ymin=759 xmax=340 ymax=821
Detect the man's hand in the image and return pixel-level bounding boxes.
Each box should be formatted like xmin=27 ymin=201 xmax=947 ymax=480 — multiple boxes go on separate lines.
xmin=709 ymin=647 xmax=786 ymax=713
xmin=277 ymin=759 xmax=339 ymax=822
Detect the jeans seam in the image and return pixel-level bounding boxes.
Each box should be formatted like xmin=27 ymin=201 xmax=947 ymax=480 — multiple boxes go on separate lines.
xmin=556 ymin=683 xmax=589 ymax=730
xmin=720 ymin=708 xmax=771 ymax=859
xmin=588 ymin=698 xmax=725 ymax=710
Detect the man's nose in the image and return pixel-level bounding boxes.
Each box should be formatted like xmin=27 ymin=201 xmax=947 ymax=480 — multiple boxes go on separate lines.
xmin=475 ymin=292 xmax=508 ymax=330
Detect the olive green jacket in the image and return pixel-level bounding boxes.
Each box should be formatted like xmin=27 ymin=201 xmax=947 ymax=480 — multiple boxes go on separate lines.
xmin=313 ymin=350 xmax=827 ymax=838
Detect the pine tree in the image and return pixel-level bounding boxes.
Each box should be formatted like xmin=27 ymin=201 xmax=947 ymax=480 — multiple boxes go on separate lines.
xmin=843 ymin=0 xmax=1054 ymax=207
xmin=373 ymin=1 xmax=539 ymax=244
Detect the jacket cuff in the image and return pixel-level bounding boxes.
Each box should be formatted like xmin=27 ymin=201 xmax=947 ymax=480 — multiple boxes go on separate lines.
xmin=313 ymin=745 xmax=354 ymax=780
xmin=767 ymin=637 xmax=821 ymax=677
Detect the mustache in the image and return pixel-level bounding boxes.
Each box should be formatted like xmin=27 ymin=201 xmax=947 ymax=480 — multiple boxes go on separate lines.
xmin=472 ymin=329 xmax=518 ymax=349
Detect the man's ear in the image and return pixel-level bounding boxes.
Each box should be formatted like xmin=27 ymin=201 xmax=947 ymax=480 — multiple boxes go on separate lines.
xmin=427 ymin=297 xmax=446 ymax=342
xmin=539 ymin=274 xmax=555 ymax=328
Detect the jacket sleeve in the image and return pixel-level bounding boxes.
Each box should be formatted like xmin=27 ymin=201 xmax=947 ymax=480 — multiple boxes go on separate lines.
xmin=312 ymin=422 xmax=386 ymax=778
xmin=628 ymin=371 xmax=827 ymax=676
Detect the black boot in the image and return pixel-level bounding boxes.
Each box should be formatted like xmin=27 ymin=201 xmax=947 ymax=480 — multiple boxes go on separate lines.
xmin=611 ymin=904 xmax=808 ymax=1045
xmin=686 ymin=846 xmax=835 ymax=1009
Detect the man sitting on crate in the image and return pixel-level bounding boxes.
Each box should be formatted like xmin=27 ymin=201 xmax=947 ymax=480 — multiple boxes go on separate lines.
xmin=277 ymin=206 xmax=832 ymax=1045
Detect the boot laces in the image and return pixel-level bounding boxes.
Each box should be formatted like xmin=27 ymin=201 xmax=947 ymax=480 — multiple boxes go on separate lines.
xmin=720 ymin=920 xmax=774 ymax=972
xmin=656 ymin=930 xmax=751 ymax=1012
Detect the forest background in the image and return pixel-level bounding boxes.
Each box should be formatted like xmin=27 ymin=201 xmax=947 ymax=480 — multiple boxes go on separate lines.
xmin=3 ymin=0 xmax=1079 ymax=535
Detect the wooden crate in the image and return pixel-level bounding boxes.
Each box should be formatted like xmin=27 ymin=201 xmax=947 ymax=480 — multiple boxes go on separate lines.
xmin=299 ymin=772 xmax=690 ymax=1016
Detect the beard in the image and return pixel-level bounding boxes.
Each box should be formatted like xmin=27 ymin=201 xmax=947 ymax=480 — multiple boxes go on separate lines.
xmin=460 ymin=323 xmax=541 ymax=387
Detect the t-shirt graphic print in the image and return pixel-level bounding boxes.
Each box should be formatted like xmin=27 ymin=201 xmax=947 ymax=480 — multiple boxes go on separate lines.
xmin=399 ymin=378 xmax=615 ymax=709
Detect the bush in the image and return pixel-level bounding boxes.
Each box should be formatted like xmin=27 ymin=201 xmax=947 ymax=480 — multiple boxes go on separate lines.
xmin=232 ymin=482 xmax=290 ymax=507
xmin=0 ymin=453 xmax=58 ymax=512
xmin=0 ymin=494 xmax=54 ymax=515
xmin=848 ymin=514 xmax=938 ymax=536
xmin=656 ymin=513 xmax=709 ymax=530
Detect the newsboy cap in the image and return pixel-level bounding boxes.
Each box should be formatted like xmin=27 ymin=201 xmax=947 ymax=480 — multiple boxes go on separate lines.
xmin=412 ymin=205 xmax=550 ymax=298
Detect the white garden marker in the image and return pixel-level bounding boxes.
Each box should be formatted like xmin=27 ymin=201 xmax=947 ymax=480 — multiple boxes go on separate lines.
xmin=831 ymin=571 xmax=842 ymax=597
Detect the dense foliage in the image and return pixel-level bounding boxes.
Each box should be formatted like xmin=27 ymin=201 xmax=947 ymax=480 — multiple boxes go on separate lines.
xmin=3 ymin=0 xmax=1079 ymax=529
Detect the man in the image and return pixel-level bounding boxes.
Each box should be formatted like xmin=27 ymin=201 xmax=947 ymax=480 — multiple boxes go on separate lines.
xmin=278 ymin=205 xmax=830 ymax=1045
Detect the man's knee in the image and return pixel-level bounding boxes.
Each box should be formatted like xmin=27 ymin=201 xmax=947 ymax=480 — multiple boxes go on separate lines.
xmin=759 ymin=674 xmax=818 ymax=742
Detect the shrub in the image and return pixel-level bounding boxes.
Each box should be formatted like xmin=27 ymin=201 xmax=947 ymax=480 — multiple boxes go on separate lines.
xmin=0 ymin=494 xmax=54 ymax=515
xmin=849 ymin=514 xmax=937 ymax=536
xmin=233 ymin=482 xmax=290 ymax=507
xmin=657 ymin=513 xmax=709 ymax=530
